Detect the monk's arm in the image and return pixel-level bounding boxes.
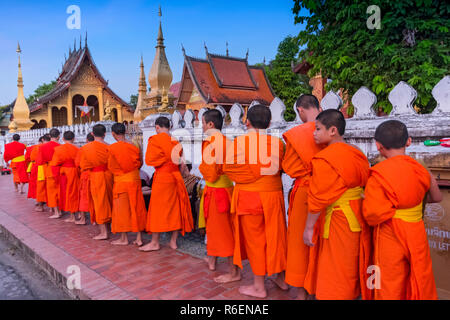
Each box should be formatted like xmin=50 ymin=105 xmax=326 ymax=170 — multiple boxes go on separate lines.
xmin=281 ymin=141 xmax=304 ymax=178
xmin=362 ymin=175 xmax=395 ymax=226
xmin=145 ymin=139 xmax=167 ymax=167
xmin=303 ymin=212 xmax=320 ymax=247
xmin=427 ymin=173 xmax=443 ymax=203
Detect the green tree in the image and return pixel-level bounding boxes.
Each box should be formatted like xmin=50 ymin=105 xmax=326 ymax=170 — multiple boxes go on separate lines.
xmin=293 ymin=0 xmax=449 ymax=113
xmin=129 ymin=94 xmax=138 ymax=110
xmin=263 ymin=36 xmax=312 ymax=121
xmin=26 ymin=81 xmax=57 ymax=105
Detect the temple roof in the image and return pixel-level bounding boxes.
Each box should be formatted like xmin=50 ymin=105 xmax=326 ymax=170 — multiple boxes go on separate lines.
xmin=178 ymin=51 xmax=275 ymax=106
xmin=29 ymin=43 xmax=131 ymax=113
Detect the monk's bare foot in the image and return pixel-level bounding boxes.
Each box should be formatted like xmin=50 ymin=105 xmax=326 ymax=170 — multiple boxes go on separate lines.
xmin=64 ymin=217 xmax=76 ymax=223
xmin=214 ymin=273 xmax=241 ymax=284
xmin=204 ymin=257 xmax=216 ymax=271
xmin=269 ymin=276 xmax=289 ymax=291
xmin=75 ymin=219 xmax=86 ymax=225
xmin=239 ymin=285 xmax=267 ymax=299
xmin=35 ymin=206 xmax=44 ymax=212
xmin=111 ymin=238 xmax=129 ymax=246
xmin=296 ymin=287 xmax=308 ymax=300
xmin=93 ymin=234 xmax=108 ymax=241
xmin=133 ymin=240 xmax=143 ymax=247
xmin=139 ymin=242 xmax=160 ymax=252
xmin=49 ymin=213 xmax=62 ymax=219
xmin=169 ymin=241 xmax=178 ymax=250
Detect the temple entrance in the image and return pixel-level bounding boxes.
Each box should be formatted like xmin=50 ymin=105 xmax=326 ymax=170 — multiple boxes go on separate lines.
xmin=112 ymin=108 xmax=118 ymax=122
xmin=87 ymin=95 xmax=100 ymax=122
xmin=52 ymin=106 xmax=68 ymax=127
xmin=72 ymin=94 xmax=86 ymax=124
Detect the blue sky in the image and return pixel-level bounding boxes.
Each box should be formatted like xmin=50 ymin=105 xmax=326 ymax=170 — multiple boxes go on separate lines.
xmin=0 ymin=0 xmax=306 ymax=105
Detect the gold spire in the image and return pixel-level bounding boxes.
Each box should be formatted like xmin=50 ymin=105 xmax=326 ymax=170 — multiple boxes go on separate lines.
xmin=148 ymin=5 xmax=173 ymax=107
xmin=10 ymin=42 xmax=33 ymax=132
xmin=134 ymin=55 xmax=147 ymax=121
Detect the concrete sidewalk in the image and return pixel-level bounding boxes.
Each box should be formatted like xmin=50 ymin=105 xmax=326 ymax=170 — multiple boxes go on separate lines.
xmin=0 ymin=175 xmax=296 ymax=300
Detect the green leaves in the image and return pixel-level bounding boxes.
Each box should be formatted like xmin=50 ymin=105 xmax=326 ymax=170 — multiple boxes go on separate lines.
xmin=292 ymin=0 xmax=450 ymax=114
xmin=26 ymin=81 xmax=57 ymax=105
xmin=265 ymin=36 xmax=312 ymax=121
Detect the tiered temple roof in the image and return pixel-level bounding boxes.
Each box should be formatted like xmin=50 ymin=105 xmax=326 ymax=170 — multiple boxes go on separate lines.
xmin=29 ymin=40 xmax=131 ymax=113
xmin=177 ymin=49 xmax=275 ymax=108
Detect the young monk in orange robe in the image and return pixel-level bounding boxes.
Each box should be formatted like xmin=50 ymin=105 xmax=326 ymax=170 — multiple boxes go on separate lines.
xmin=26 ymin=136 xmax=44 ymax=202
xmin=3 ymin=134 xmax=28 ymax=193
xmin=50 ymin=131 xmax=79 ymax=222
xmin=223 ymin=105 xmax=288 ymax=299
xmin=37 ymin=128 xmax=61 ymax=219
xmin=363 ymin=120 xmax=442 ymax=300
xmin=282 ymin=94 xmax=324 ymax=300
xmin=108 ymin=123 xmax=147 ymax=246
xmin=199 ymin=109 xmax=240 ymax=283
xmin=75 ymin=133 xmax=94 ymax=225
xmin=79 ymin=124 xmax=113 ymax=240
xmin=139 ymin=116 xmax=193 ymax=252
xmin=35 ymin=134 xmax=51 ymax=211
xmin=303 ymin=109 xmax=371 ymax=300
xmin=25 ymin=143 xmax=36 ymax=199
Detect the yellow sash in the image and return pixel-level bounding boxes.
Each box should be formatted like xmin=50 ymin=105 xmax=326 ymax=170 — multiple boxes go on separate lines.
xmin=198 ymin=175 xmax=234 ymax=229
xmin=37 ymin=165 xmax=45 ymax=181
xmin=114 ymin=169 xmax=140 ymax=183
xmin=323 ymin=187 xmax=363 ymax=239
xmin=11 ymin=155 xmax=25 ymax=163
xmin=393 ymin=203 xmax=423 ymax=222
xmin=27 ymin=162 xmax=33 ymax=173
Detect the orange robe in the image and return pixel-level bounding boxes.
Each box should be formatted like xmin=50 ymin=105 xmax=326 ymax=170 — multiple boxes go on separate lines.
xmin=75 ymin=149 xmax=90 ymax=213
xmin=145 ymin=132 xmax=193 ymax=235
xmin=34 ymin=145 xmax=47 ymax=203
xmin=37 ymin=141 xmax=60 ymax=208
xmin=363 ymin=155 xmax=437 ymax=300
xmin=79 ymin=141 xmax=113 ymax=224
xmin=4 ymin=141 xmax=28 ymax=184
xmin=282 ymin=122 xmax=324 ymax=288
xmin=26 ymin=145 xmax=38 ymax=199
xmin=306 ymin=142 xmax=371 ymax=300
xmin=199 ymin=131 xmax=234 ymax=258
xmin=108 ymin=141 xmax=147 ymax=233
xmin=223 ymin=130 xmax=287 ymax=276
xmin=50 ymin=143 xmax=80 ymax=213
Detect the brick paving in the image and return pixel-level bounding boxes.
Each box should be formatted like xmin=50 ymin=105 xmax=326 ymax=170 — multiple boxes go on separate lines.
xmin=0 ymin=175 xmax=296 ymax=300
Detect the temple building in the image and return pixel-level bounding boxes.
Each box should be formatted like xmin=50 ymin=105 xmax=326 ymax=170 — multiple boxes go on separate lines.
xmin=175 ymin=46 xmax=275 ymax=112
xmin=28 ymin=36 xmax=134 ymax=129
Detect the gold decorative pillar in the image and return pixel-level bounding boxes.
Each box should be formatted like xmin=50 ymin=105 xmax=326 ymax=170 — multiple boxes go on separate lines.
xmin=117 ymin=105 xmax=123 ymax=122
xmin=98 ymin=87 xmax=104 ymax=121
xmin=47 ymin=106 xmax=53 ymax=128
xmin=67 ymin=89 xmax=73 ymax=125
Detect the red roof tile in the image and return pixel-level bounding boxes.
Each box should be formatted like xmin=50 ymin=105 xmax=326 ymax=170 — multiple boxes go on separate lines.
xmin=178 ymin=53 xmax=275 ymax=106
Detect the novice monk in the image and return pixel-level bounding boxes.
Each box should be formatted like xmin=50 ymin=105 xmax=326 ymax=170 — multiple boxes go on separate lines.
xmin=26 ymin=136 xmax=44 ymax=202
xmin=199 ymin=109 xmax=240 ymax=283
xmin=223 ymin=105 xmax=288 ymax=299
xmin=50 ymin=131 xmax=79 ymax=222
xmin=75 ymin=133 xmax=94 ymax=225
xmin=303 ymin=109 xmax=371 ymax=300
xmin=108 ymin=123 xmax=147 ymax=246
xmin=80 ymin=125 xmax=113 ymax=240
xmin=282 ymin=94 xmax=324 ymax=300
xmin=3 ymin=134 xmax=28 ymax=194
xmin=37 ymin=129 xmax=61 ymax=219
xmin=363 ymin=120 xmax=441 ymax=300
xmin=140 ymin=116 xmax=193 ymax=252
xmin=35 ymin=134 xmax=51 ymax=212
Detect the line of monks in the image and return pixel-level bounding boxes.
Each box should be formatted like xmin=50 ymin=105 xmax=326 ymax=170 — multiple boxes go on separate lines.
xmin=2 ymin=94 xmax=443 ymax=300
